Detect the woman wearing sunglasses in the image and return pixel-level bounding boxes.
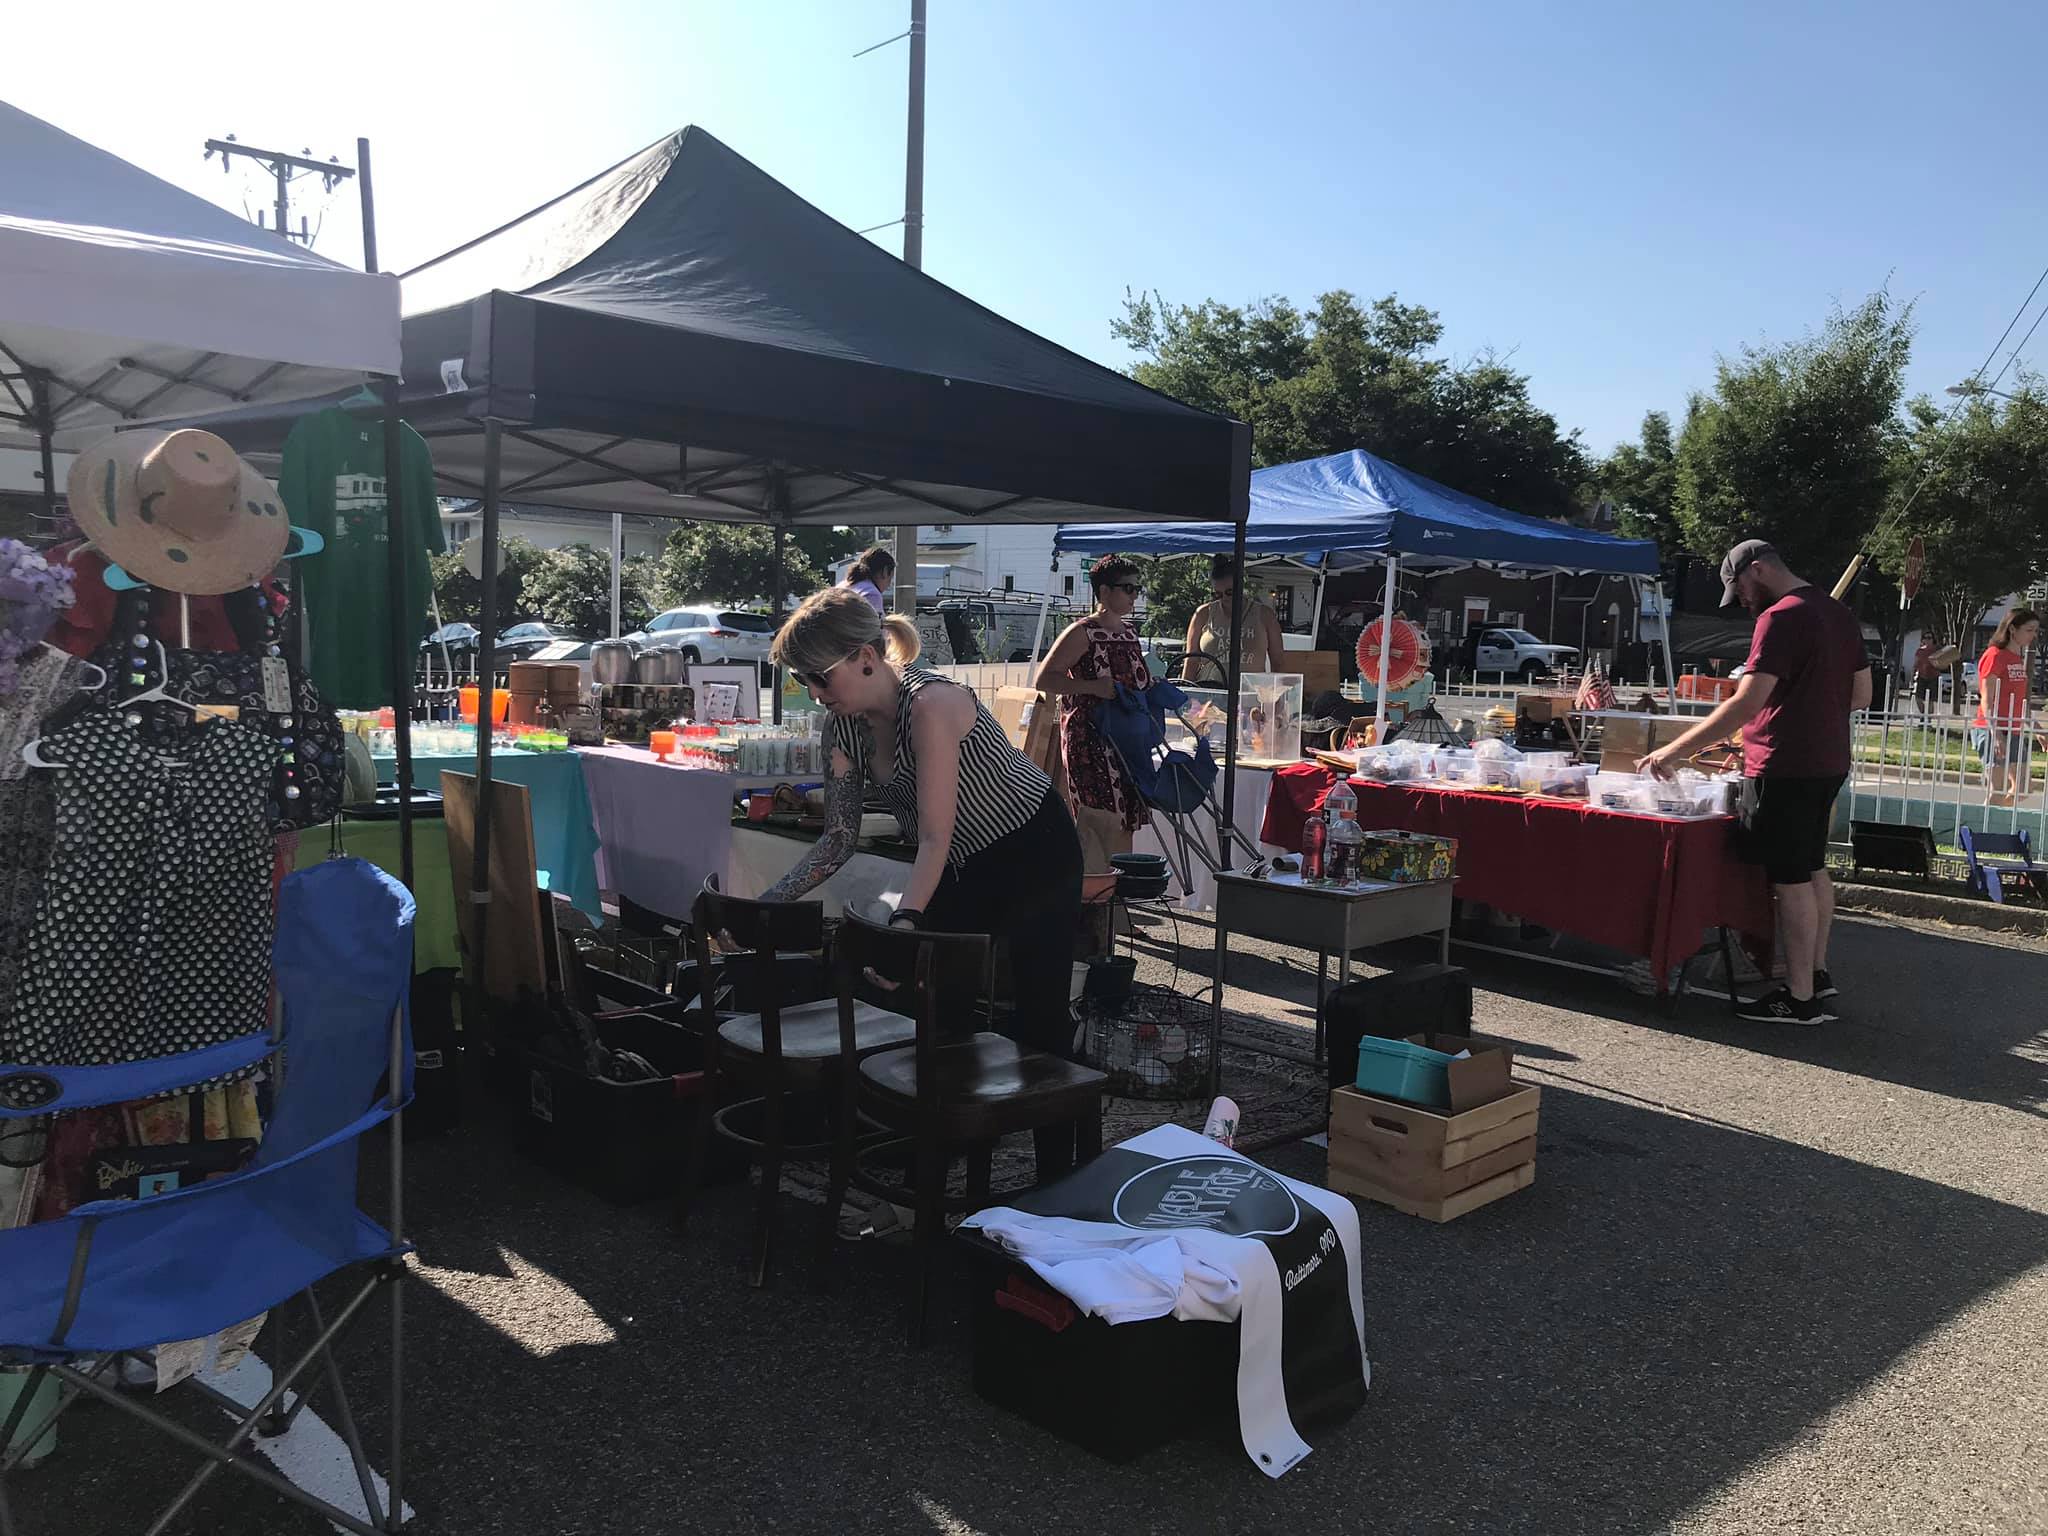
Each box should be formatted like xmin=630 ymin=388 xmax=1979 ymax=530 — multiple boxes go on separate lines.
xmin=763 ymin=586 xmax=1087 ymax=1177
xmin=1034 ymin=555 xmax=1153 ymax=874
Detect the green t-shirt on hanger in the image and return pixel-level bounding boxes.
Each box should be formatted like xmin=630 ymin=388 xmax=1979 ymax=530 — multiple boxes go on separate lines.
xmin=278 ymin=407 xmax=444 ymax=710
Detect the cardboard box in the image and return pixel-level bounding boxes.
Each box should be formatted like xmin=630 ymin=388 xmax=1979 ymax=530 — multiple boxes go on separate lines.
xmin=1356 ymin=829 xmax=1457 ymax=884
xmin=1517 ymin=693 xmax=1576 ymax=725
xmin=1326 ymin=1031 xmax=1539 ymax=1223
xmin=994 ymin=686 xmax=1066 ymax=791
xmin=1597 ymin=712 xmax=1693 ymax=772
xmin=1294 ymin=651 xmax=1341 ymax=701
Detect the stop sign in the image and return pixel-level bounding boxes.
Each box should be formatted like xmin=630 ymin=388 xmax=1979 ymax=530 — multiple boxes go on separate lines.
xmin=1903 ymin=536 xmax=1926 ymax=605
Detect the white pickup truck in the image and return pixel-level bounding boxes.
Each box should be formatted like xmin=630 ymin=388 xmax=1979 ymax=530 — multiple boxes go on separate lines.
xmin=1473 ymin=627 xmax=1578 ymax=681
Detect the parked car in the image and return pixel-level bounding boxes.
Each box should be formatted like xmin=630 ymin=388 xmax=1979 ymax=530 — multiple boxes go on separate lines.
xmin=1473 ymin=627 xmax=1578 ymax=681
xmin=495 ymin=622 xmax=590 ymax=664
xmin=419 ymin=621 xmax=479 ymax=660
xmin=626 ymin=607 xmax=776 ymax=674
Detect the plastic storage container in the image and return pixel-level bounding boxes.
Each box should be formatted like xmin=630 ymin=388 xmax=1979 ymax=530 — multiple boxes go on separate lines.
xmin=1354 ymin=1034 xmax=1458 ymax=1109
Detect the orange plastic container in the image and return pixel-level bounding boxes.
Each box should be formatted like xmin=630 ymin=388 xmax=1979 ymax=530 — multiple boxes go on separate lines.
xmin=648 ymin=730 xmax=678 ymax=760
xmin=459 ymin=686 xmax=511 ymax=724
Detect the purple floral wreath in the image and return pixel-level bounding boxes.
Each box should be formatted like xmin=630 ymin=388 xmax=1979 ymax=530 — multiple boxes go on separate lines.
xmin=0 ymin=539 xmax=76 ymax=697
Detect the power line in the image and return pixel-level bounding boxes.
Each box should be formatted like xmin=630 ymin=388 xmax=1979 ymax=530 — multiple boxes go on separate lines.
xmin=202 ymin=136 xmax=355 ymax=248
xmin=1835 ymin=258 xmax=2048 ymax=597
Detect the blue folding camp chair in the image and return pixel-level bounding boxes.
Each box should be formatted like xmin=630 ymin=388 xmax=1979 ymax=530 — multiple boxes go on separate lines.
xmin=0 ymin=857 xmax=415 ymax=1536
xmin=1093 ymin=678 xmax=1261 ymax=893
xmin=1960 ymin=825 xmax=2047 ymax=905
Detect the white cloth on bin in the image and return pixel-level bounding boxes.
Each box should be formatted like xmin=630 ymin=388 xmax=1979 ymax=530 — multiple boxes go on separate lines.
xmin=963 ymin=1123 xmax=1368 ymax=1478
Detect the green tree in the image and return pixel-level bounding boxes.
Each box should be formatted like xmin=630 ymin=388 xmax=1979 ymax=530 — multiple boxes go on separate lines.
xmin=1673 ymin=291 xmax=1915 ymax=581
xmin=520 ymin=542 xmax=656 ymax=637
xmin=651 ymin=523 xmax=824 ymax=610
xmin=1875 ymin=383 xmax=2048 ymax=657
xmin=1600 ymin=410 xmax=1681 ymax=550
xmin=1137 ymin=555 xmax=1211 ymax=641
xmin=428 ymin=536 xmax=544 ymax=629
xmin=1112 ymin=288 xmax=1590 ymax=518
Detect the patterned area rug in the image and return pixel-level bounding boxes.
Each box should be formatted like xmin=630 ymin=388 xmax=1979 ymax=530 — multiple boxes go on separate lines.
xmin=780 ymin=999 xmax=1328 ymax=1236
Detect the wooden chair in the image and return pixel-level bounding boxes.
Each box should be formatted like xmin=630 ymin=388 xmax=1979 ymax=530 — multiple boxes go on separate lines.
xmin=828 ymin=911 xmax=1107 ymax=1344
xmin=675 ymin=882 xmax=916 ymax=1287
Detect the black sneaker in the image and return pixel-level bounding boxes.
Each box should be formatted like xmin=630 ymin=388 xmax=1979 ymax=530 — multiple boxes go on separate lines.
xmin=1813 ymin=969 xmax=1839 ymax=1001
xmin=1735 ymin=987 xmax=1829 ymax=1025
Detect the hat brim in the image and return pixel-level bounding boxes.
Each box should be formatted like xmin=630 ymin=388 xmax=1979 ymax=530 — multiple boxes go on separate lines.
xmin=67 ymin=433 xmax=291 ymax=596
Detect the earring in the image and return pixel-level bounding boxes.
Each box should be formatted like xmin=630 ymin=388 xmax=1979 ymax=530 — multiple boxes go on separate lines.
xmin=863 ymin=664 xmax=874 ymax=676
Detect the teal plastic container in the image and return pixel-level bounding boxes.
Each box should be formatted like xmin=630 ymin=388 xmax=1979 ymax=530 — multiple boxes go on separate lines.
xmin=1354 ymin=1035 xmax=1457 ymax=1109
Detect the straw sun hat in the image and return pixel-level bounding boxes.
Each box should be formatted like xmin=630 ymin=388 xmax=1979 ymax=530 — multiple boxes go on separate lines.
xmin=67 ymin=428 xmax=291 ymax=595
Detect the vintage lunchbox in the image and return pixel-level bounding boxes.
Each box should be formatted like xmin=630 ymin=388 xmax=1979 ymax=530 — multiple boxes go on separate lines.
xmin=1355 ymin=829 xmax=1457 ymax=884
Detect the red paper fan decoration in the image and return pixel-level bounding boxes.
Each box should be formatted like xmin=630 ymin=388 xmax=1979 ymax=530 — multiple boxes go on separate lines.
xmin=1357 ymin=616 xmax=1430 ymax=691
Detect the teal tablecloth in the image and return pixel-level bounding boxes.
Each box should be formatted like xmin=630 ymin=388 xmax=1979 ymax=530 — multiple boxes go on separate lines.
xmin=373 ymin=749 xmax=603 ymax=920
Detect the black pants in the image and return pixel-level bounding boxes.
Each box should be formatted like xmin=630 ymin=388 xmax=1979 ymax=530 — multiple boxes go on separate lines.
xmin=925 ymin=790 xmax=1084 ymax=1178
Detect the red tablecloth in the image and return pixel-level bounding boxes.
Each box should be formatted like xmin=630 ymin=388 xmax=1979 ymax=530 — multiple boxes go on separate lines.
xmin=1260 ymin=763 xmax=1772 ymax=980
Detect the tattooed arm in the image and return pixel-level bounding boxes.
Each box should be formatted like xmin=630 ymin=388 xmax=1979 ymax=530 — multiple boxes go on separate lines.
xmin=761 ymin=743 xmax=861 ymax=901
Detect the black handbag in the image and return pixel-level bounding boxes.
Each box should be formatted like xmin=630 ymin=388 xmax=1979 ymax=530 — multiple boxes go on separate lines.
xmin=94 ymin=586 xmax=346 ymax=831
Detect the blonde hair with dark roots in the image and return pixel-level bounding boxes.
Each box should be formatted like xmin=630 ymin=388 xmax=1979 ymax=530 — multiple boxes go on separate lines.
xmin=772 ymin=585 xmax=922 ymax=676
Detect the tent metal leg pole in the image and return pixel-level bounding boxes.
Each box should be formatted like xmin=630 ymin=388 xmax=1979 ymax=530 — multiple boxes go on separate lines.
xmin=30 ymin=374 xmax=55 ymax=523
xmin=470 ymin=420 xmax=503 ymax=1007
xmin=1655 ymin=578 xmax=1680 ymax=711
xmin=379 ymin=378 xmax=416 ymax=890
xmin=1373 ymin=556 xmax=1399 ymax=739
xmin=1308 ymin=560 xmax=1326 ymax=648
xmin=1221 ymin=518 xmax=1246 ymax=869
xmin=358 ymin=135 xmax=413 ymax=890
xmin=1028 ymin=578 xmax=1054 ymax=666
xmin=385 ymin=1005 xmax=406 ymax=1529
xmin=610 ymin=514 xmax=624 ymax=638
xmin=772 ymin=521 xmax=786 ymax=725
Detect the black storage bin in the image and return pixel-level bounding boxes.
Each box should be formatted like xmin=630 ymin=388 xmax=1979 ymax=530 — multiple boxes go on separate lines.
xmin=515 ymin=1010 xmax=741 ymax=1203
xmin=960 ymin=1234 xmax=1239 ymax=1462
xmin=1321 ymin=963 xmax=1473 ymax=1091
xmin=405 ymin=968 xmax=464 ymax=1140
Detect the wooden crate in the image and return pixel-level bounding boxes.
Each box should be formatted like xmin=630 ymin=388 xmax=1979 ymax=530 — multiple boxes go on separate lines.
xmin=1326 ymin=1082 xmax=1540 ymax=1223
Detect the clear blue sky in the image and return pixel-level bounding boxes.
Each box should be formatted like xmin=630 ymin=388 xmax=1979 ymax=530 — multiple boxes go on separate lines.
xmin=10 ymin=0 xmax=2044 ymax=453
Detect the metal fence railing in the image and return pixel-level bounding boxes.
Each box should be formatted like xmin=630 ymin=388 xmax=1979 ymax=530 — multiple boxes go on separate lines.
xmin=1842 ymin=707 xmax=2047 ymax=851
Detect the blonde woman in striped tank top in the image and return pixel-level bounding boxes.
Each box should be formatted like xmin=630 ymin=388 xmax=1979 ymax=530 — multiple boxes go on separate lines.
xmin=765 ymin=587 xmax=1088 ymax=1178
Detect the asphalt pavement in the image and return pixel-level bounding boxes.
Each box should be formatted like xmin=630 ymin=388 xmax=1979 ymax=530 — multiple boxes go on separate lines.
xmin=9 ymin=907 xmax=2046 ymax=1536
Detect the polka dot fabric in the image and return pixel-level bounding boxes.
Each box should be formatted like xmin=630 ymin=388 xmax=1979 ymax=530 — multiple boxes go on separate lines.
xmin=2 ymin=712 xmax=282 ymax=1068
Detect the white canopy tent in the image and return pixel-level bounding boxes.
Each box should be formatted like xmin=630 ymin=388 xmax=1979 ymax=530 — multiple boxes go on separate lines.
xmin=0 ymin=100 xmax=399 ymax=498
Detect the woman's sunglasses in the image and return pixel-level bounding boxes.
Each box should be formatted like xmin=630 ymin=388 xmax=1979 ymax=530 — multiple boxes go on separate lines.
xmin=1104 ymin=581 xmax=1142 ymax=596
xmin=794 ymin=652 xmax=859 ymax=691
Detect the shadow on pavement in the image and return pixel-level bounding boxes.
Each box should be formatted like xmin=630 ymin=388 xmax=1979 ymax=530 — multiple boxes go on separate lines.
xmin=14 ymin=1055 xmax=2048 ymax=1536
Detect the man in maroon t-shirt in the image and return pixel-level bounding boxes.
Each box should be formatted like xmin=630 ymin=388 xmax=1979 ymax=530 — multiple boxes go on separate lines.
xmin=1641 ymin=540 xmax=1871 ymax=1025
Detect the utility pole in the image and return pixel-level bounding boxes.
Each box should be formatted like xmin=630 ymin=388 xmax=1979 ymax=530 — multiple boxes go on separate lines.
xmin=891 ymin=0 xmax=928 ymax=614
xmin=202 ymin=136 xmax=355 ymax=246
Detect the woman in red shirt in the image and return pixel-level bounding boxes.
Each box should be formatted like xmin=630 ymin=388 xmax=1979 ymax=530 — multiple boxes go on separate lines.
xmin=1973 ymin=607 xmax=2039 ymax=806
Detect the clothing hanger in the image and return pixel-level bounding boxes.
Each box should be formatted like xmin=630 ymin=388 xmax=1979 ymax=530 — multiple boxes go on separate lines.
xmin=101 ymin=527 xmax=326 ymax=592
xmin=40 ymin=641 xmax=107 ymax=694
xmin=21 ymin=641 xmax=199 ymax=770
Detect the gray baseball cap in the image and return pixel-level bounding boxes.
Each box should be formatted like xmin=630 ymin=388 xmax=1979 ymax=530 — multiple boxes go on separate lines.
xmin=1719 ymin=539 xmax=1777 ymax=607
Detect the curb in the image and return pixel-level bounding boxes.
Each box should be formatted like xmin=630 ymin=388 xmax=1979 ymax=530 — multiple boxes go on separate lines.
xmin=1834 ymin=881 xmax=2048 ymax=940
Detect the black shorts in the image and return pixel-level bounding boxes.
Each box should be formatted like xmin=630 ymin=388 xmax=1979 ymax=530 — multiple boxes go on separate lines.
xmin=1740 ymin=775 xmax=1844 ymax=885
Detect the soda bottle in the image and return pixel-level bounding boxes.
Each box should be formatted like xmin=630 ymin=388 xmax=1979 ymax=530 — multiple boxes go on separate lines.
xmin=1300 ymin=808 xmax=1328 ymax=882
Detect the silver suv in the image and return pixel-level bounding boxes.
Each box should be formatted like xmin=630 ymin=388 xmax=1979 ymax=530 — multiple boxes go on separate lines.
xmin=627 ymin=607 xmax=776 ymax=675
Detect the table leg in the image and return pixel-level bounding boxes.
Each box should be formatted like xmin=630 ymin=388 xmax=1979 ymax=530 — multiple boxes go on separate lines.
xmin=1440 ymin=922 xmax=1451 ymax=967
xmin=1208 ymin=916 xmax=1229 ymax=1099
xmin=1315 ymin=949 xmax=1329 ymax=1063
xmin=1717 ymin=926 xmax=1739 ymax=1017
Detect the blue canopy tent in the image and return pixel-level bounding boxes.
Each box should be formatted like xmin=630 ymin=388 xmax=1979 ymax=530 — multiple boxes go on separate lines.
xmin=1055 ymin=448 xmax=1666 ymax=733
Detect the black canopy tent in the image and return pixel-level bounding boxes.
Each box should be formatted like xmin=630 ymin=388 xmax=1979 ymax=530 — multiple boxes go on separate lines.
xmin=193 ymin=125 xmax=1251 ymax=997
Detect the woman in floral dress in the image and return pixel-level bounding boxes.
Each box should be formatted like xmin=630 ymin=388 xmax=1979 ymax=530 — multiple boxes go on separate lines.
xmin=1035 ymin=555 xmax=1153 ymax=872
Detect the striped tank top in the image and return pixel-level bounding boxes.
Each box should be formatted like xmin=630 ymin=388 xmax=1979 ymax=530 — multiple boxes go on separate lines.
xmin=830 ymin=667 xmax=1051 ymax=867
